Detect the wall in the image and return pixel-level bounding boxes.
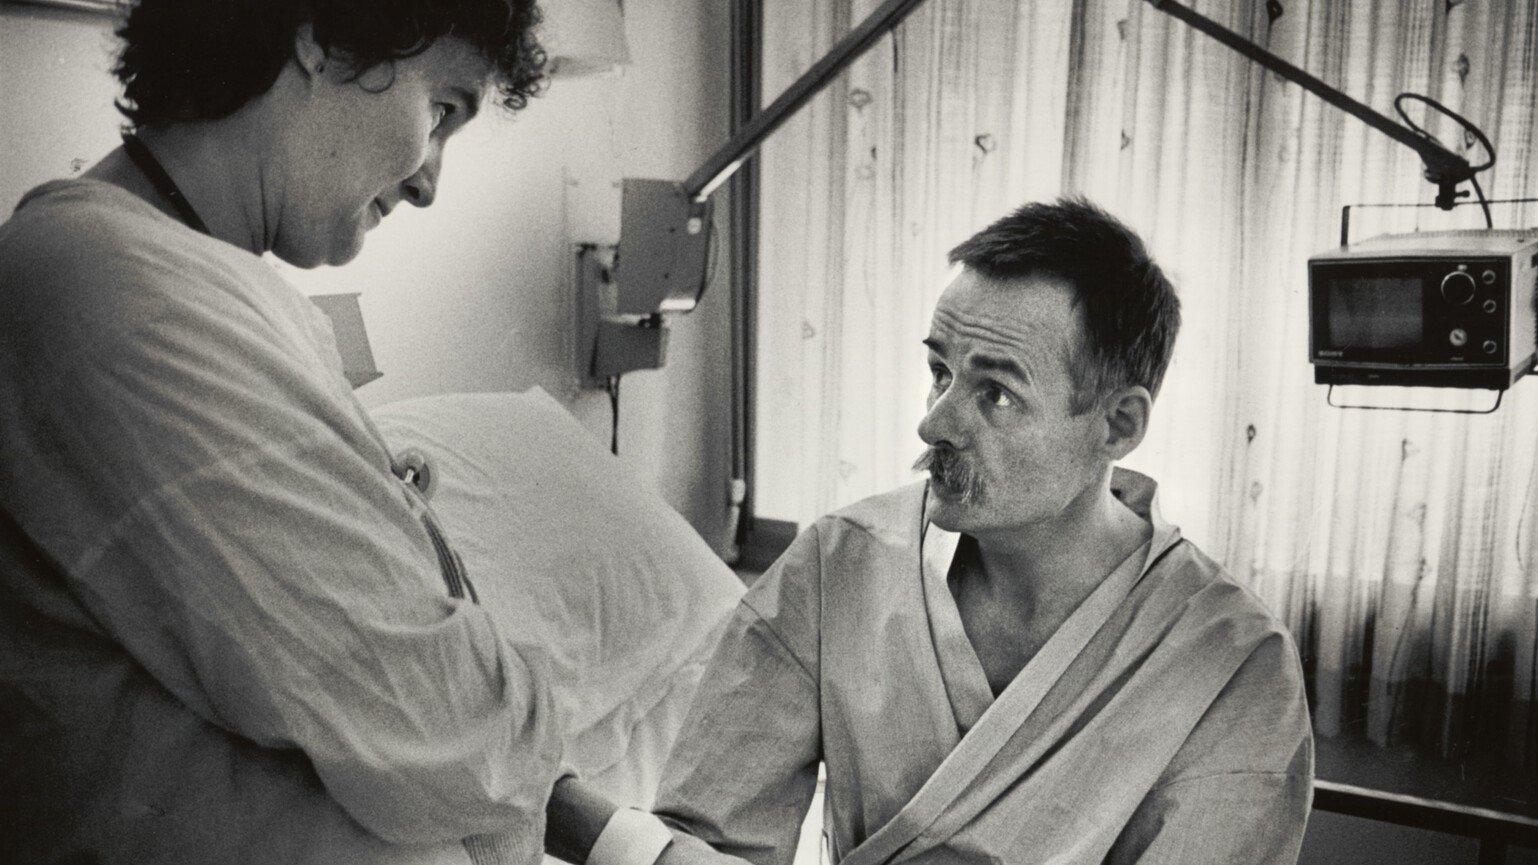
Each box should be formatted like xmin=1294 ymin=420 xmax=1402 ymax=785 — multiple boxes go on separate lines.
xmin=0 ymin=1 xmax=734 ymax=552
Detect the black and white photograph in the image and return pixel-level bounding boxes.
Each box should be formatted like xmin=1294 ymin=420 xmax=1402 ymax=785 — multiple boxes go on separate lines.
xmin=1 ymin=1 xmax=1536 ymax=864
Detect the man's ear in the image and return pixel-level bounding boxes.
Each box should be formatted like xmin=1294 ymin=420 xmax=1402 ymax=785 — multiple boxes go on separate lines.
xmin=1102 ymin=385 xmax=1152 ymax=461
xmin=292 ymin=22 xmax=328 ymax=79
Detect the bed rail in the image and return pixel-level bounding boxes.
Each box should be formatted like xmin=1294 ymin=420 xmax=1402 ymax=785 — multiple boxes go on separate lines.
xmin=1313 ymin=779 xmax=1538 ymax=865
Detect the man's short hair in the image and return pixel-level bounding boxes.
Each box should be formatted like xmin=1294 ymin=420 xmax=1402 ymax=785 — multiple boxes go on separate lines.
xmin=113 ymin=0 xmax=546 ymax=127
xmin=947 ymin=196 xmax=1181 ymax=415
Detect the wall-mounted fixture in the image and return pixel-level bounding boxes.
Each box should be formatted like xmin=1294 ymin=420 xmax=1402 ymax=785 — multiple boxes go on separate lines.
xmin=573 ymin=179 xmax=711 ymax=385
xmin=574 ymin=237 xmax=680 ymax=387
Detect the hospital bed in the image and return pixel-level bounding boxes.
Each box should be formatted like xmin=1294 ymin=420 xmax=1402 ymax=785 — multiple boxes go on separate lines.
xmin=371 ymin=389 xmax=745 ymax=862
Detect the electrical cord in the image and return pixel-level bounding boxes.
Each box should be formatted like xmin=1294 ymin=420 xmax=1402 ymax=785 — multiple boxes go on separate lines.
xmin=607 ymin=374 xmax=622 ymax=455
xmin=706 ymin=210 xmax=725 ymax=296
xmin=1470 ymin=174 xmax=1492 ymax=229
xmin=1393 ymin=92 xmax=1497 ymax=227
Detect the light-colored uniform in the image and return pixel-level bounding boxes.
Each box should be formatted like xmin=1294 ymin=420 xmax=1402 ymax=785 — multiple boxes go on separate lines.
xmin=0 ymin=179 xmax=561 ymax=865
xmin=657 ymin=470 xmax=1312 ymax=864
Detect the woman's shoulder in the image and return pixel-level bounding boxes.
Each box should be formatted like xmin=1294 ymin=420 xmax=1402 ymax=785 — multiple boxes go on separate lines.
xmin=0 ymin=178 xmax=186 ymax=291
xmin=0 ymin=178 xmax=295 ymax=331
xmin=4 ymin=177 xmax=162 ymax=240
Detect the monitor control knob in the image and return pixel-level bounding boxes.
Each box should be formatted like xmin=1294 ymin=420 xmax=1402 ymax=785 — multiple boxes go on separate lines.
xmin=1483 ymin=339 xmax=1500 ymax=355
xmin=1483 ymin=298 xmax=1499 ymax=313
xmin=1441 ymin=270 xmax=1477 ymax=305
xmin=1482 ymin=269 xmax=1498 ymax=285
xmin=1449 ymin=329 xmax=1468 ymax=347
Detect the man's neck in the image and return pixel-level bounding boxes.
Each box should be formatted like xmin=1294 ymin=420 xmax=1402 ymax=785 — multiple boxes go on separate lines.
xmin=969 ymin=481 xmax=1152 ymax=613
xmin=85 ymin=117 xmax=272 ymax=255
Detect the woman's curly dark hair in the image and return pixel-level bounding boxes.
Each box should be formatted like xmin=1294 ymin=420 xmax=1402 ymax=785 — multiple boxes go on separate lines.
xmin=113 ymin=0 xmax=546 ymax=127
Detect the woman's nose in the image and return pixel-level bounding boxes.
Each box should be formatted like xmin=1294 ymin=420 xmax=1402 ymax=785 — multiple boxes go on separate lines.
xmin=403 ymin=151 xmax=441 ymax=208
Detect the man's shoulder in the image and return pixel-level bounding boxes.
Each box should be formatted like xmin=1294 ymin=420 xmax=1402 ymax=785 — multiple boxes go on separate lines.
xmin=811 ymin=481 xmax=928 ymax=548
xmin=1152 ymin=538 xmax=1297 ymax=655
xmin=1141 ymin=542 xmax=1313 ymax=786
xmin=754 ymin=483 xmax=923 ymax=586
xmin=821 ymin=481 xmax=926 ymax=530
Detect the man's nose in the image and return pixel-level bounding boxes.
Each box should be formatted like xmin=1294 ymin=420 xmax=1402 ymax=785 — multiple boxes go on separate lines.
xmin=917 ymin=388 xmax=967 ymax=449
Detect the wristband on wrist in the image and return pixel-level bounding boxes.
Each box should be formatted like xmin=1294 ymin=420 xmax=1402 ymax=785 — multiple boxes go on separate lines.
xmin=587 ymin=808 xmax=675 ymax=865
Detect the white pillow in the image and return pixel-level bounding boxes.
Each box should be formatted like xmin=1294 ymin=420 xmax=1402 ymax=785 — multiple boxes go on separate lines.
xmin=371 ymin=389 xmax=743 ymax=803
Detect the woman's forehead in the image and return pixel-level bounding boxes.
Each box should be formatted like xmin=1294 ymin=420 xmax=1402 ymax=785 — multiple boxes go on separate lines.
xmin=412 ymin=35 xmax=496 ymax=91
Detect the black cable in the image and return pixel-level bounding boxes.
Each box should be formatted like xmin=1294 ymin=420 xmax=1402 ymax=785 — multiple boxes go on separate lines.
xmin=1393 ymin=92 xmax=1496 ymax=174
xmin=607 ymin=374 xmax=622 ymax=455
xmin=706 ymin=210 xmax=726 ymax=296
xmin=1393 ymin=92 xmax=1498 ymax=217
xmin=1470 ymin=174 xmax=1493 ymax=229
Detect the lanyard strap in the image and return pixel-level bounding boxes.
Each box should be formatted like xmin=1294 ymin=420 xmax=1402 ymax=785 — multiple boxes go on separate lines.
xmin=394 ymin=465 xmax=480 ymax=605
xmin=121 ymin=133 xmax=213 ymax=237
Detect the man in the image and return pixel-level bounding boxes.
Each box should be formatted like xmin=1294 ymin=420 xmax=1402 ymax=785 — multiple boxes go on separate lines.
xmin=651 ymin=198 xmax=1313 ymax=864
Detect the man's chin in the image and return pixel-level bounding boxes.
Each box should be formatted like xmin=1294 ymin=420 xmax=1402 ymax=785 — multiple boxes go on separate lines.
xmin=924 ymin=496 xmax=970 ymax=532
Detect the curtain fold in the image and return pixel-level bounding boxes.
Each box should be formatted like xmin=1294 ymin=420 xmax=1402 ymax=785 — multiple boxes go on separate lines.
xmin=757 ymin=0 xmax=1538 ymax=785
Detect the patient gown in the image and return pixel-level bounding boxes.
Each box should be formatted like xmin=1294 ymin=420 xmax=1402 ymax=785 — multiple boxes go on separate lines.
xmin=656 ymin=469 xmax=1313 ymax=865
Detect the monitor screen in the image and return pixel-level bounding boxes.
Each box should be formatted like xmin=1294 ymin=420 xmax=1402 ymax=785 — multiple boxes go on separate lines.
xmin=1327 ymin=277 xmax=1422 ymax=350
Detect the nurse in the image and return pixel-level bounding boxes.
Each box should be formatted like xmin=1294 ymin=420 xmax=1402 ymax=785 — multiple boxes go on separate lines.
xmin=0 ymin=2 xmax=714 ymax=864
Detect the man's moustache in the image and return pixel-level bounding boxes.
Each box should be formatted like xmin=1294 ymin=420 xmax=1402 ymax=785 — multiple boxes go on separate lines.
xmin=913 ymin=446 xmax=984 ymax=503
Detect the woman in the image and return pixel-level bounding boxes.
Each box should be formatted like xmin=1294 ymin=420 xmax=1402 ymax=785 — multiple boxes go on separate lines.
xmin=0 ymin=2 xmax=676 ymax=863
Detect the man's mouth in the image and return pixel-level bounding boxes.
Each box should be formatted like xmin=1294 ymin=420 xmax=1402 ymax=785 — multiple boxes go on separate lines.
xmin=914 ymin=447 xmax=984 ymax=503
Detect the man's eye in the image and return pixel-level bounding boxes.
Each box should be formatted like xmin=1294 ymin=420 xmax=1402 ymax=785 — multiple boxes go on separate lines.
xmin=930 ymin=366 xmax=952 ymax=388
xmin=984 ymin=384 xmax=1014 ymax=408
xmin=432 ymin=103 xmax=454 ymax=129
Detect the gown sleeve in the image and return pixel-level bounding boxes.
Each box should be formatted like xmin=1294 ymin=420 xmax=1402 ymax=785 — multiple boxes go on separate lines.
xmin=653 ymin=523 xmax=827 ymax=865
xmin=1105 ymin=631 xmax=1314 ymax=865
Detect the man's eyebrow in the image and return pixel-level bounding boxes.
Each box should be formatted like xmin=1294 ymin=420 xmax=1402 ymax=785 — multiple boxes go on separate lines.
xmin=922 ymin=338 xmax=944 ymax=354
xmin=969 ymin=353 xmax=1031 ymax=382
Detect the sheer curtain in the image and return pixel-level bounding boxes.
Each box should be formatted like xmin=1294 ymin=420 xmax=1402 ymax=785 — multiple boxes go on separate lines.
xmin=756 ymin=0 xmax=1538 ymax=782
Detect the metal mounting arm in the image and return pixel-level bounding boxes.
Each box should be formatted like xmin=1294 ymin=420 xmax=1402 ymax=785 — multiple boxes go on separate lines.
xmin=681 ymin=0 xmax=1478 ymax=211
xmin=1146 ymin=0 xmax=1475 ymax=209
xmin=682 ymin=0 xmax=931 ymax=202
